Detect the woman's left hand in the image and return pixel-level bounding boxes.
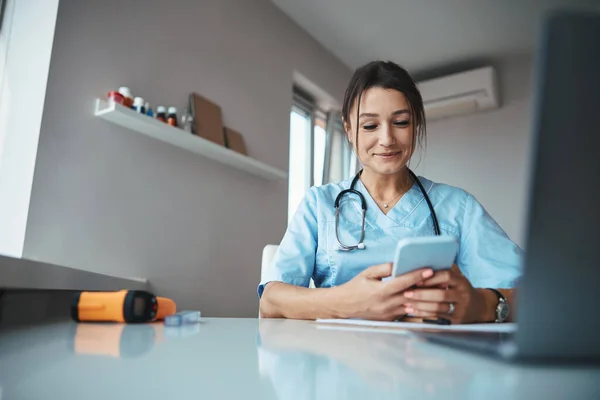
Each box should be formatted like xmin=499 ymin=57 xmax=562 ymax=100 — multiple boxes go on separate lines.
xmin=402 ymin=265 xmax=492 ymax=324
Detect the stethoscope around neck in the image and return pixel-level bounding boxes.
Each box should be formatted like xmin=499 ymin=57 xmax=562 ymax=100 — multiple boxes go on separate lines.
xmin=334 ymin=168 xmax=441 ymax=251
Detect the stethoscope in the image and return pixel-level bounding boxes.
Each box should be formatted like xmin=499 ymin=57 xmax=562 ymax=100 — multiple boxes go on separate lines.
xmin=334 ymin=169 xmax=441 ymax=251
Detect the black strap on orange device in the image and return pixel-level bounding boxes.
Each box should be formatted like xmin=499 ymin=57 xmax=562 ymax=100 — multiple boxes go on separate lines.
xmin=71 ymin=290 xmax=176 ymax=323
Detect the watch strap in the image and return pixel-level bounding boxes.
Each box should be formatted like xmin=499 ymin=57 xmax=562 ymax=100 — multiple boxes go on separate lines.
xmin=487 ymin=288 xmax=506 ymax=302
xmin=486 ymin=288 xmax=507 ymax=322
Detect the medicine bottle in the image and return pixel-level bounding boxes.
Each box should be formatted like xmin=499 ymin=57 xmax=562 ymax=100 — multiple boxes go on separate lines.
xmin=167 ymin=107 xmax=178 ymax=127
xmin=118 ymin=87 xmax=134 ymax=108
xmin=133 ymin=97 xmax=146 ymax=114
xmin=156 ymin=106 xmax=167 ymax=123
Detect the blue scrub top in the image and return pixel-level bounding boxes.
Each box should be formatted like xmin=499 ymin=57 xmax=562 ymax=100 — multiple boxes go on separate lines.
xmin=258 ymin=176 xmax=523 ymax=297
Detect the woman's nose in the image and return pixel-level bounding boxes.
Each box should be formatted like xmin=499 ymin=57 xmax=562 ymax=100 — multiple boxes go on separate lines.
xmin=378 ymin=123 xmax=395 ymax=146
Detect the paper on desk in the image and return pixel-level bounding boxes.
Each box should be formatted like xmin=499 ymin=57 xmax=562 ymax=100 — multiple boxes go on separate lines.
xmin=315 ymin=319 xmax=517 ymax=333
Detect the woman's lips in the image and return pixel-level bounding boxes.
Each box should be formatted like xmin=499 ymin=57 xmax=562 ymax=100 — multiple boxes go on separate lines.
xmin=375 ymin=152 xmax=401 ymax=160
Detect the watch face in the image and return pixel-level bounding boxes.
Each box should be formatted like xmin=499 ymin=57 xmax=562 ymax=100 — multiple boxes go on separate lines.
xmin=498 ymin=303 xmax=510 ymax=321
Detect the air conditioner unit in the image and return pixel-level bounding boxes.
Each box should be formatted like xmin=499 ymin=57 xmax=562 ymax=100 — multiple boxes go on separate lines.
xmin=417 ymin=66 xmax=499 ymax=121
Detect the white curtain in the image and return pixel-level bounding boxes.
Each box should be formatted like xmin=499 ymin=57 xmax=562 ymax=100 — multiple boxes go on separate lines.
xmin=323 ymin=111 xmax=359 ymax=184
xmin=320 ymin=111 xmax=359 ymax=185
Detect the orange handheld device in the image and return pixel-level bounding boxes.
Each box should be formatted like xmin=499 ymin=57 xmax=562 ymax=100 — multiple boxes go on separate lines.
xmin=71 ymin=290 xmax=176 ymax=323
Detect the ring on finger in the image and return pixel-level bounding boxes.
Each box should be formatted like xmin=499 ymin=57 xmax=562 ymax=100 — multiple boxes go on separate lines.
xmin=448 ymin=302 xmax=455 ymax=315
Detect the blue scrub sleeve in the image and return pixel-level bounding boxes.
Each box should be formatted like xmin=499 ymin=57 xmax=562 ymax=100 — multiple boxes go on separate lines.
xmin=257 ymin=188 xmax=318 ymax=298
xmin=457 ymin=193 xmax=524 ymax=288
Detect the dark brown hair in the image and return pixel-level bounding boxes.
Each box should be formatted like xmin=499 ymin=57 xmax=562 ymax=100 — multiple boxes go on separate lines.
xmin=341 ymin=61 xmax=427 ymax=156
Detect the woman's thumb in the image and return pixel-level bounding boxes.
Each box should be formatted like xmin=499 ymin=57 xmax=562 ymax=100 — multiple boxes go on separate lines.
xmin=363 ymin=263 xmax=392 ymax=279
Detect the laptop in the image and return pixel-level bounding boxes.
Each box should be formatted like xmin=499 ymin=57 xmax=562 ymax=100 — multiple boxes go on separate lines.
xmin=419 ymin=9 xmax=600 ymax=363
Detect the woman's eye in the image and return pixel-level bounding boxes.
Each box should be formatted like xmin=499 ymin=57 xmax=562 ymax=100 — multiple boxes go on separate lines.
xmin=363 ymin=124 xmax=378 ymax=131
xmin=394 ymin=120 xmax=410 ymax=127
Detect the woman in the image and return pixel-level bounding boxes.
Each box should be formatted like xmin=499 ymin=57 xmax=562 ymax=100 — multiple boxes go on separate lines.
xmin=259 ymin=61 xmax=522 ymax=323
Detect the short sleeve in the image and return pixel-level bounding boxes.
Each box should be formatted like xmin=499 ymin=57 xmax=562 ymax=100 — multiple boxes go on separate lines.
xmin=457 ymin=193 xmax=524 ymax=288
xmin=257 ymin=187 xmax=318 ymax=298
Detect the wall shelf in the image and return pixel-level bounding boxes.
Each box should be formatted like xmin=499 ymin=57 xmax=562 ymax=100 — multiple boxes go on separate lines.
xmin=94 ymin=99 xmax=288 ymax=180
xmin=0 ymin=253 xmax=149 ymax=291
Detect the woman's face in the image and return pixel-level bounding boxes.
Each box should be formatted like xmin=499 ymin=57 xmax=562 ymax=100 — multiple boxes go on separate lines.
xmin=345 ymin=87 xmax=415 ymax=176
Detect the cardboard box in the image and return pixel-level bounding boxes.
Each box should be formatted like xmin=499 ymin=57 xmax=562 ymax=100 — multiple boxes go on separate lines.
xmin=223 ymin=127 xmax=247 ymax=155
xmin=190 ymin=93 xmax=225 ymax=146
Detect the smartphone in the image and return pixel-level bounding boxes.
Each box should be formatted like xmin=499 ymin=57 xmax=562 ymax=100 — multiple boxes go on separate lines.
xmin=390 ymin=236 xmax=459 ymax=278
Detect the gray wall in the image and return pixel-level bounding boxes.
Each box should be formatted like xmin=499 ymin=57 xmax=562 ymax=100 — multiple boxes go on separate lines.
xmin=24 ymin=0 xmax=351 ymax=317
xmin=414 ymin=55 xmax=534 ymax=247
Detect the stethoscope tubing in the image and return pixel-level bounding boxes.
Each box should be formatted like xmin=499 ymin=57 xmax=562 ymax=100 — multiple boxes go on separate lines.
xmin=334 ymin=169 xmax=440 ymax=251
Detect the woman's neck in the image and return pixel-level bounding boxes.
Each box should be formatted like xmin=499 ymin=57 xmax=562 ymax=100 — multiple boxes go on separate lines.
xmin=359 ymin=167 xmax=413 ymax=202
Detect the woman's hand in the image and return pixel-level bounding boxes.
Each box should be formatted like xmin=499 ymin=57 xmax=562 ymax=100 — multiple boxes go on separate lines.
xmin=401 ymin=265 xmax=495 ymax=324
xmin=335 ymin=263 xmax=434 ymax=321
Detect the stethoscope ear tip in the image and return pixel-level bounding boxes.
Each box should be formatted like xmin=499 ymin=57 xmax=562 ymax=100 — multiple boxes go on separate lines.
xmin=357 ymin=243 xmax=365 ymax=250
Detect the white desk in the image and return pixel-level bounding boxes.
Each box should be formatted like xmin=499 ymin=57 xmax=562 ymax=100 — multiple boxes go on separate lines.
xmin=0 ymin=318 xmax=598 ymax=399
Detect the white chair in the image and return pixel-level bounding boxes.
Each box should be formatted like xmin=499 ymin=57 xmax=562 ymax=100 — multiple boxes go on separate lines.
xmin=261 ymin=244 xmax=315 ymax=288
xmin=261 ymin=244 xmax=279 ymax=282
xmin=259 ymin=244 xmax=315 ymax=316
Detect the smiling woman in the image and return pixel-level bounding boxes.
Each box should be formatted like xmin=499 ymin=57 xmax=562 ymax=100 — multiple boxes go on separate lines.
xmin=259 ymin=60 xmax=522 ymax=325
xmin=344 ymin=88 xmax=416 ymax=206
xmin=343 ymin=62 xmax=427 ymax=172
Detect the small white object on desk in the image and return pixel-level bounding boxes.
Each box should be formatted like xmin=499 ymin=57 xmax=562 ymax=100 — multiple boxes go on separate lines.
xmin=164 ymin=311 xmax=202 ymax=327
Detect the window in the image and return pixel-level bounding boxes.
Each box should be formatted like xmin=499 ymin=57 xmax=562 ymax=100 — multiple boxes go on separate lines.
xmin=287 ymin=87 xmax=355 ymax=223
xmin=0 ymin=1 xmax=5 ymax=32
xmin=288 ymin=106 xmax=312 ymax=223
xmin=313 ymin=114 xmax=327 ymax=187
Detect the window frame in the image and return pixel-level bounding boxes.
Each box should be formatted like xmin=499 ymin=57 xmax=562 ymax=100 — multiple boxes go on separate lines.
xmin=292 ymin=88 xmax=317 ymax=187
xmin=288 ymin=87 xmax=356 ymax=222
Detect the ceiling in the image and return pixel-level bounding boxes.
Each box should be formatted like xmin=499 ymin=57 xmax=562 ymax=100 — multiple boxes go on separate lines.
xmin=271 ymin=0 xmax=599 ymax=75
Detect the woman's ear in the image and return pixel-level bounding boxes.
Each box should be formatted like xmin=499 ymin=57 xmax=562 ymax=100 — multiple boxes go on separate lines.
xmin=343 ymin=119 xmax=353 ymax=143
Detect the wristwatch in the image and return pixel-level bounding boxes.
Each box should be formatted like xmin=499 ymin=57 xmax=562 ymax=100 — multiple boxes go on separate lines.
xmin=487 ymin=288 xmax=509 ymax=322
